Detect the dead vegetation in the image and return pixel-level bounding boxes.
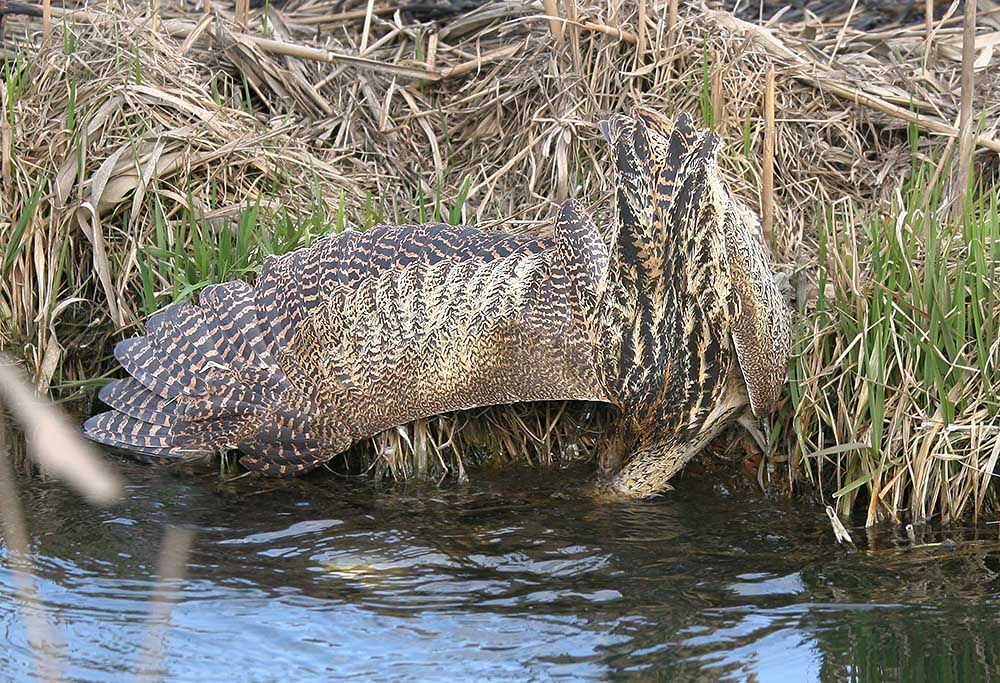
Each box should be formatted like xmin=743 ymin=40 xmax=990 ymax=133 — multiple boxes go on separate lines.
xmin=1 ymin=0 xmax=999 ymax=523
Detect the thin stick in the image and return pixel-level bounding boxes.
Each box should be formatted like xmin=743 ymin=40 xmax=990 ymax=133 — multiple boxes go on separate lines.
xmin=1 ymin=88 xmax=10 ymax=186
xmin=637 ymin=0 xmax=646 ymax=61
xmin=426 ymin=32 xmax=437 ymax=70
xmin=295 ymin=7 xmax=396 ymax=26
xmin=828 ymin=0 xmax=858 ymax=64
xmin=710 ymin=58 xmax=723 ymax=126
xmin=235 ymin=0 xmax=248 ymax=31
xmin=667 ymin=0 xmax=679 ymax=74
xmin=563 ymin=0 xmax=581 ymax=68
xmin=542 ymin=0 xmax=563 ymax=45
xmin=579 ymin=20 xmax=637 ymax=44
xmin=442 ymin=43 xmax=522 ymax=79
xmin=42 ymin=0 xmax=49 ymax=38
xmin=178 ymin=13 xmax=214 ymax=54
xmin=0 ymin=360 xmax=122 ymax=504
xmin=168 ymin=19 xmax=442 ymax=80
xmin=923 ymin=0 xmax=940 ymax=68
xmin=359 ymin=0 xmax=375 ymax=53
xmin=955 ymin=0 xmax=978 ymax=215
xmin=150 ymin=0 xmax=159 ymax=34
xmin=762 ymin=65 xmax=776 ymax=247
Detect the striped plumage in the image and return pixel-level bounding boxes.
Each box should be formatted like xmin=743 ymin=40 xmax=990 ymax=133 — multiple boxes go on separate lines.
xmin=84 ymin=108 xmax=792 ymax=497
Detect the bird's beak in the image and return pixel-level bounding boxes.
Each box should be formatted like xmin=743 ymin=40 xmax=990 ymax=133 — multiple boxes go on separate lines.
xmin=597 ymin=119 xmax=612 ymax=143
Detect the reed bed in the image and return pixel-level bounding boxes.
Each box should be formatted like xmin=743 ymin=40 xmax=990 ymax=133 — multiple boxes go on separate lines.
xmin=1 ymin=0 xmax=998 ymax=523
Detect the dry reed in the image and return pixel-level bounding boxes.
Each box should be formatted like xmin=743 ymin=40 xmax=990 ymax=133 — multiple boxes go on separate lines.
xmin=2 ymin=0 xmax=999 ymax=522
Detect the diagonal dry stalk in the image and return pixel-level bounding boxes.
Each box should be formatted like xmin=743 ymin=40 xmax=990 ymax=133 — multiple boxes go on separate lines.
xmin=0 ymin=357 xmax=127 ymax=682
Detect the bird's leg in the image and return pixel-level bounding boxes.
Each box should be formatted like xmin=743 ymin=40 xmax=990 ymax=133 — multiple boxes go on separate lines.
xmin=737 ymin=412 xmax=771 ymax=455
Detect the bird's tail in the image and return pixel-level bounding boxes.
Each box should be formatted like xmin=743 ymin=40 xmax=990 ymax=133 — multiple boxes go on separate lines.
xmin=84 ymin=280 xmax=347 ymax=476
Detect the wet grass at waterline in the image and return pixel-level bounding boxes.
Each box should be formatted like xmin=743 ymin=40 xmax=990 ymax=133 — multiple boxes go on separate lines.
xmin=785 ymin=162 xmax=1000 ymax=525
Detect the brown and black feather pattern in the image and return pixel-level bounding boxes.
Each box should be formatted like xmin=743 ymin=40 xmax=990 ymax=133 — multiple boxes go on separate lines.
xmin=85 ymin=109 xmax=791 ymax=496
xmin=85 ymin=209 xmax=610 ymax=477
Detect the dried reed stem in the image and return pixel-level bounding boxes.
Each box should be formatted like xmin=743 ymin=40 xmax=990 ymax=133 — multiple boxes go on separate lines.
xmin=762 ymin=65 xmax=775 ymax=247
xmin=41 ymin=0 xmax=49 ymax=37
xmin=295 ymin=7 xmax=395 ymax=26
xmin=564 ymin=0 xmax=581 ymax=67
xmin=828 ymin=0 xmax=858 ymax=63
xmin=955 ymin=0 xmax=978 ymax=214
xmin=234 ymin=0 xmax=247 ymax=31
xmin=0 ymin=359 xmax=122 ymax=504
xmin=359 ymin=0 xmax=375 ymax=53
xmin=426 ymin=32 xmax=437 ymax=70
xmin=0 ymin=88 xmax=9 ymax=186
xmin=542 ymin=0 xmax=563 ymax=44
xmin=710 ymin=58 xmax=723 ymax=124
xmin=637 ymin=0 xmax=646 ymax=60
xmin=579 ymin=20 xmax=637 ymax=44
xmin=441 ymin=43 xmax=522 ymax=79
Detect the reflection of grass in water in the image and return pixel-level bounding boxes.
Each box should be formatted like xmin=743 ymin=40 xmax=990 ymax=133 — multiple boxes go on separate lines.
xmin=782 ymin=156 xmax=1000 ymax=525
xmin=0 ymin=360 xmax=197 ymax=682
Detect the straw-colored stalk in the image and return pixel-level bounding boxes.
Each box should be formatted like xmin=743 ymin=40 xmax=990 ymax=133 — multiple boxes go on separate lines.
xmin=762 ymin=65 xmax=775 ymax=247
xmin=954 ymin=0 xmax=978 ymax=216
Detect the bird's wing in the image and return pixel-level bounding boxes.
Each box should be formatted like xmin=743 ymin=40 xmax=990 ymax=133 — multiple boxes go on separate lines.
xmin=85 ymin=201 xmax=612 ymax=476
xmin=719 ymin=196 xmax=792 ymax=417
xmin=272 ymin=199 xmax=611 ymax=441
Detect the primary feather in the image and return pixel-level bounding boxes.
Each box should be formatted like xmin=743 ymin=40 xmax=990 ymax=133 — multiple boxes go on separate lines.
xmin=84 ymin=109 xmax=792 ymax=496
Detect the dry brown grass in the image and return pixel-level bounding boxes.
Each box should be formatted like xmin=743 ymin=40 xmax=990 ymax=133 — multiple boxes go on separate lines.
xmin=2 ymin=0 xmax=999 ymax=522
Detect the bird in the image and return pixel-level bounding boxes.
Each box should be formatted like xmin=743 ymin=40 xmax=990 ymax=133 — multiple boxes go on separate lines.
xmin=83 ymin=108 xmax=792 ymax=498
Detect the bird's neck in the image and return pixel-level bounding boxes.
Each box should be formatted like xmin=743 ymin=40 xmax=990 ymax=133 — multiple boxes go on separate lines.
xmin=601 ymin=370 xmax=750 ymax=498
xmin=587 ymin=228 xmax=675 ymax=408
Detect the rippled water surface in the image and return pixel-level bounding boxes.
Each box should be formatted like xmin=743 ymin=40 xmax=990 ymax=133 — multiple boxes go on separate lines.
xmin=3 ymin=458 xmax=1000 ymax=682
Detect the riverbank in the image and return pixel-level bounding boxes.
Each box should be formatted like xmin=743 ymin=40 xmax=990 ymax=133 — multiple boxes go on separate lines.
xmin=2 ymin=0 xmax=998 ymax=523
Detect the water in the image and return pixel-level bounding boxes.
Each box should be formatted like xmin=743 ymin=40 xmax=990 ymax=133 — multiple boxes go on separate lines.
xmin=2 ymin=458 xmax=1000 ymax=682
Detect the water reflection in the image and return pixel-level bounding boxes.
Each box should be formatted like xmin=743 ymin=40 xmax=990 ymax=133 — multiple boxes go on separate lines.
xmin=2 ymin=459 xmax=1000 ymax=681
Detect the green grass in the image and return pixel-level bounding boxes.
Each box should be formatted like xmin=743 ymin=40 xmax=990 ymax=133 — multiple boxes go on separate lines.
xmin=784 ymin=160 xmax=1000 ymax=525
xmin=132 ymin=175 xmax=474 ymax=318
